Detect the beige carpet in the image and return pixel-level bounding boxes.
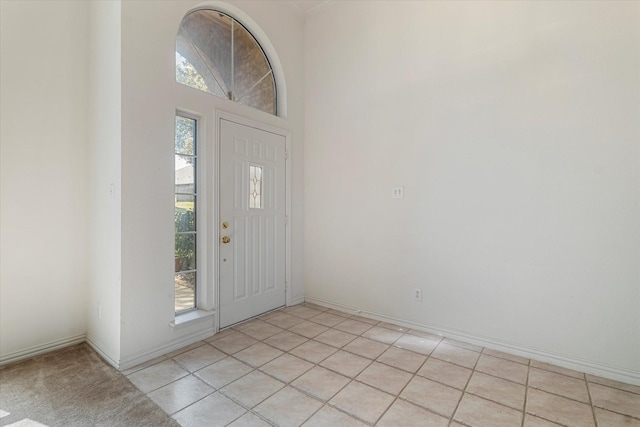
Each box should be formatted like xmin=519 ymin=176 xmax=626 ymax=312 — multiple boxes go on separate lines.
xmin=0 ymin=343 xmax=179 ymax=427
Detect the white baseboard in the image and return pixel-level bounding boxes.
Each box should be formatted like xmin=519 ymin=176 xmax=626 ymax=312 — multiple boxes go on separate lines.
xmin=0 ymin=334 xmax=86 ymax=366
xmin=1 ymin=327 xmax=216 ymax=372
xmin=85 ymin=337 xmax=120 ymax=369
xmin=289 ymin=296 xmax=305 ymax=306
xmin=305 ymin=296 xmax=640 ymax=387
xmin=117 ymin=327 xmax=215 ymax=371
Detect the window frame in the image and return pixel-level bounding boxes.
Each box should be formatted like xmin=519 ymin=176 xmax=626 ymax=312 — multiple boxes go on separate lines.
xmin=171 ymin=4 xmax=291 ymax=328
xmin=174 ymin=112 xmax=199 ymax=315
xmin=175 ymin=9 xmax=278 ymax=116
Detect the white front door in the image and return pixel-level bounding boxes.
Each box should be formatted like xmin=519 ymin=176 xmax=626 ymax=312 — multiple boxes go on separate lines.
xmin=219 ymin=118 xmax=286 ymax=328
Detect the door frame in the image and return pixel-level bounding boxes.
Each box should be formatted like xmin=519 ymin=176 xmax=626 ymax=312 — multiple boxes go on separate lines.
xmin=213 ymin=110 xmax=292 ymax=332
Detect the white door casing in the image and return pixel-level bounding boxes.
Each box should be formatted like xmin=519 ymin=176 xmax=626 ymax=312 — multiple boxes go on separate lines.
xmin=218 ymin=117 xmax=287 ymax=328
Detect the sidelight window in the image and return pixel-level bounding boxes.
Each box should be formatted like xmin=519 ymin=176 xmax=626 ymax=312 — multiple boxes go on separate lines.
xmin=175 ymin=115 xmax=197 ymax=313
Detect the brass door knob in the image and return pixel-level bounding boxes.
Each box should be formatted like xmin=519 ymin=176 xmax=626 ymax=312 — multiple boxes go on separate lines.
xmin=222 ymin=236 xmax=231 ymax=244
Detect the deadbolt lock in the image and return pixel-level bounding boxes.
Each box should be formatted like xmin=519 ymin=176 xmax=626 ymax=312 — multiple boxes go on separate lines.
xmin=222 ymin=236 xmax=231 ymax=244
xmin=222 ymin=221 xmax=229 ymax=229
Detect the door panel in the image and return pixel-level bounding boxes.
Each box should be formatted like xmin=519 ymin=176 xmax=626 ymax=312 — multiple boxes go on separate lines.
xmin=219 ymin=119 xmax=286 ymax=328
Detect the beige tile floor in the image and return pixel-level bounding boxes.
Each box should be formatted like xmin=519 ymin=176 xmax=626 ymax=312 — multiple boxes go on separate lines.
xmin=124 ymin=303 xmax=640 ymax=426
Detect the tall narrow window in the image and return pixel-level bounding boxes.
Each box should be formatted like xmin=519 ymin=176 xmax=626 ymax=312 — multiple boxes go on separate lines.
xmin=176 ymin=10 xmax=277 ymax=115
xmin=175 ymin=115 xmax=197 ymax=313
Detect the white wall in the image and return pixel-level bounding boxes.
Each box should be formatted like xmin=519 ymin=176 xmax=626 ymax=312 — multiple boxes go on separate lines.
xmin=0 ymin=1 xmax=89 ymax=361
xmin=87 ymin=0 xmax=122 ymax=365
xmin=304 ymin=1 xmax=640 ymax=381
xmin=118 ymin=0 xmax=305 ymax=366
xmin=0 ymin=0 xmax=304 ymax=368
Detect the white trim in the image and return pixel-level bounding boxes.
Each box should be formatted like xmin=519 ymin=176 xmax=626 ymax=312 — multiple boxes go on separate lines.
xmin=0 ymin=334 xmax=86 ymax=366
xmin=170 ymin=309 xmax=216 ymax=329
xmin=305 ymin=296 xmax=640 ymax=387
xmin=183 ymin=2 xmax=288 ymax=118
xmin=288 ymin=296 xmax=305 ymax=306
xmin=214 ymin=110 xmax=292 ymax=328
xmin=117 ymin=327 xmax=215 ymax=371
xmin=0 ymin=326 xmax=216 ymax=371
xmin=175 ymin=110 xmax=213 ymax=313
xmin=86 ymin=337 xmax=120 ymax=369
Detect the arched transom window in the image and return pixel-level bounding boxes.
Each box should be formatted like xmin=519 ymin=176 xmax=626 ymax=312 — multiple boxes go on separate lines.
xmin=176 ymin=10 xmax=277 ymax=115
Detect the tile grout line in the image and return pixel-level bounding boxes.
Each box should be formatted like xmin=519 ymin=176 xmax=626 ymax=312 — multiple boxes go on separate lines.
xmin=585 ymin=372 xmax=599 ymax=427
xmin=586 ymin=376 xmax=640 ymax=396
xmin=448 ymin=342 xmax=485 ymax=426
xmin=220 ymin=319 xmax=505 ymax=424
xmin=409 ymin=338 xmax=463 ymax=424
xmin=524 ymin=386 xmax=602 ymax=410
xmin=293 ymin=343 xmax=368 ymax=425
xmin=521 ymin=358 xmax=531 ymax=427
xmin=142 ymin=357 xmax=222 ymax=421
xmin=329 ymin=327 xmax=440 ymax=424
xmin=320 ymin=338 xmax=384 ymax=425
xmin=366 ymin=330 xmax=431 ymax=426
xmin=169 ymin=374 xmax=216 ymax=418
xmin=468 ymin=349 xmax=534 ymax=422
xmin=127 ymin=306 xmax=640 ymax=426
xmin=289 ymin=312 xmax=373 ymax=422
xmin=215 ymin=374 xmax=284 ymax=423
xmin=253 ymin=315 xmax=377 ymax=426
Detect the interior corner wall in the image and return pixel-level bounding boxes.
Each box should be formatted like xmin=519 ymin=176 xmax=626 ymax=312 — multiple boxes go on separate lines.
xmin=118 ymin=0 xmax=305 ymax=365
xmin=87 ymin=0 xmax=122 ymax=365
xmin=304 ymin=1 xmax=640 ymax=380
xmin=0 ymin=1 xmax=90 ymax=361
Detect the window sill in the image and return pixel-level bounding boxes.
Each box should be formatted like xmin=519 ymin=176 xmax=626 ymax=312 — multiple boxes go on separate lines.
xmin=170 ymin=309 xmax=216 ymax=329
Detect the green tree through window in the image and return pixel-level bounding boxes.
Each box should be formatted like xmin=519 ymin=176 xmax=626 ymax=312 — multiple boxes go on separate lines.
xmin=176 ymin=52 xmax=208 ymax=93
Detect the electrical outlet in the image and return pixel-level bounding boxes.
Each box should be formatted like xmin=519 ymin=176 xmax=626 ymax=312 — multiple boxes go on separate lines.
xmin=413 ymin=288 xmax=422 ymax=302
xmin=392 ymin=186 xmax=404 ymax=199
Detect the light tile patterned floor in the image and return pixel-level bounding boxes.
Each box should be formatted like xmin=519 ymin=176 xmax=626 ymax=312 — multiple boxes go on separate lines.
xmin=125 ymin=303 xmax=640 ymax=426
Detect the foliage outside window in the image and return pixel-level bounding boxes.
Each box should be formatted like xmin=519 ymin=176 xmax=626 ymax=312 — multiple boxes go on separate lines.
xmin=175 ymin=115 xmax=197 ymax=313
xmin=176 ymin=9 xmax=277 ymax=115
xmin=176 ymin=52 xmax=208 ymax=92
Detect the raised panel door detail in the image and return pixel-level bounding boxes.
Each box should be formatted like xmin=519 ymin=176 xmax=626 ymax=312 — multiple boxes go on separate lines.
xmin=219 ymin=119 xmax=286 ymax=328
